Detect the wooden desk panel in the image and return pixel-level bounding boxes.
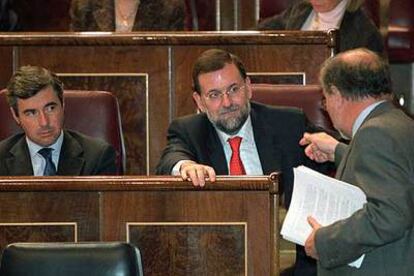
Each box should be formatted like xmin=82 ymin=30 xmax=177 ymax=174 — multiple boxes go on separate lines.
xmin=0 ymin=175 xmax=279 ymax=275
xmin=0 ymin=32 xmax=336 ymax=174
xmin=0 ymin=192 xmax=99 ymax=245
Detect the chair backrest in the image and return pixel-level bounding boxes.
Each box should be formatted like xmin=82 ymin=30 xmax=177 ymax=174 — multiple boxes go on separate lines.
xmin=251 ymin=84 xmax=336 ymax=134
xmin=0 ymin=242 xmax=143 ymax=276
xmin=0 ymin=90 xmax=125 ymax=175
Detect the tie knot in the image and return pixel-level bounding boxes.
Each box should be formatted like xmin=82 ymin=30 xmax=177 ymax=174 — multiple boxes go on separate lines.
xmin=38 ymin=148 xmax=53 ymax=159
xmin=228 ymin=136 xmax=242 ymax=151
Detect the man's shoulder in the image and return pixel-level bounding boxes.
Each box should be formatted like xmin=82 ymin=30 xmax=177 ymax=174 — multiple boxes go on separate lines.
xmin=365 ymin=104 xmax=414 ymax=135
xmin=63 ymin=129 xmax=112 ymax=149
xmin=0 ymin=133 xmax=26 ymax=152
xmin=171 ymin=112 xmax=210 ymax=129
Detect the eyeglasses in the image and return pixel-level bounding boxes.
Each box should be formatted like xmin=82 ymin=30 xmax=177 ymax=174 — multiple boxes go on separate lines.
xmin=203 ymin=83 xmax=246 ymax=103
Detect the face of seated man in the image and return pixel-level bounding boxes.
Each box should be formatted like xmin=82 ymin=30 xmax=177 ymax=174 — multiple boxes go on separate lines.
xmin=192 ymin=62 xmax=253 ymax=135
xmin=11 ymin=86 xmax=64 ymax=147
xmin=309 ymin=0 xmax=343 ymax=13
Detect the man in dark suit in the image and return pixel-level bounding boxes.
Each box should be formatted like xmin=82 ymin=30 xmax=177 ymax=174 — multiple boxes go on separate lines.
xmin=0 ymin=65 xmax=116 ymax=176
xmin=156 ymin=48 xmax=320 ymax=275
xmin=301 ymin=48 xmax=414 ymax=275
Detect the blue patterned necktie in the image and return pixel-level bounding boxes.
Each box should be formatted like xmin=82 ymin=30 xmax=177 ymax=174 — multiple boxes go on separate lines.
xmin=38 ymin=148 xmax=56 ymax=176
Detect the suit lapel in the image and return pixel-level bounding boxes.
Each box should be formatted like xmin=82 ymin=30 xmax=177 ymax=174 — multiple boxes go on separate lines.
xmin=57 ymin=131 xmax=85 ymax=175
xmin=251 ymin=106 xmax=282 ymax=175
xmin=287 ymin=3 xmax=313 ymax=29
xmin=206 ymin=124 xmax=228 ymax=175
xmin=335 ymin=141 xmax=352 ymax=179
xmin=6 ymin=138 xmax=34 ymax=175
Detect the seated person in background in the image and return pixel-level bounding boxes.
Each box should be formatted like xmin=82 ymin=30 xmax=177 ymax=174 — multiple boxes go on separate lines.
xmin=0 ymin=0 xmax=18 ymax=31
xmin=300 ymin=48 xmax=414 ymax=275
xmin=156 ymin=48 xmax=325 ymax=276
xmin=0 ymin=66 xmax=117 ymax=176
xmin=70 ymin=0 xmax=186 ymax=32
xmin=258 ymin=0 xmax=384 ymax=54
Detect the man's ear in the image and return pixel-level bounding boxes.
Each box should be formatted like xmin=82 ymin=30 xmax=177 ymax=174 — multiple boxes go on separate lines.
xmin=10 ymin=107 xmax=20 ymax=126
xmin=193 ymin=91 xmax=205 ymax=112
xmin=330 ymin=85 xmax=340 ymax=95
xmin=330 ymin=85 xmax=349 ymax=109
xmin=331 ymin=86 xmax=345 ymax=102
xmin=245 ymin=76 xmax=252 ymax=99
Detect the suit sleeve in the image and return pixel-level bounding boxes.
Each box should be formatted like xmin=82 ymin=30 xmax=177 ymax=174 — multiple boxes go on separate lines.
xmin=155 ymin=119 xmax=197 ymax=175
xmin=315 ymin=125 xmax=414 ymax=268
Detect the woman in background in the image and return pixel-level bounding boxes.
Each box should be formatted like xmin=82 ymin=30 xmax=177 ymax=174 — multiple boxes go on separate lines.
xmin=258 ymin=0 xmax=384 ymax=54
xmin=70 ymin=0 xmax=185 ymax=32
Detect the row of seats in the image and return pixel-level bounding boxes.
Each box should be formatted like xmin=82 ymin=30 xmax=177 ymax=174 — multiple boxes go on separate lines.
xmin=0 ymin=85 xmax=334 ymax=175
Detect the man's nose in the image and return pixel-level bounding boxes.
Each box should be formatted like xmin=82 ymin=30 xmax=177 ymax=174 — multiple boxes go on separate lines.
xmin=38 ymin=111 xmax=49 ymax=126
xmin=221 ymin=92 xmax=232 ymax=107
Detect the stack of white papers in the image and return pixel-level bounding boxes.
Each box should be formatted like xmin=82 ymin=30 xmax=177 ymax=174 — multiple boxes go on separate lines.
xmin=281 ymin=166 xmax=367 ymax=268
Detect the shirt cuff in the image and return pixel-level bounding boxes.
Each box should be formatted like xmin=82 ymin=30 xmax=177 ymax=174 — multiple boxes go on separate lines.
xmin=171 ymin=160 xmax=191 ymax=175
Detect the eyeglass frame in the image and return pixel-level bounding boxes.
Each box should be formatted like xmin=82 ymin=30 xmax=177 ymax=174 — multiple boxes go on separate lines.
xmin=202 ymin=82 xmax=247 ymax=104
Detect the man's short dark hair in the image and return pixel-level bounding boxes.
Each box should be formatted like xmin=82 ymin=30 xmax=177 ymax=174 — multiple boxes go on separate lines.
xmin=192 ymin=49 xmax=247 ymax=94
xmin=320 ymin=48 xmax=392 ymax=100
xmin=6 ymin=65 xmax=64 ymax=114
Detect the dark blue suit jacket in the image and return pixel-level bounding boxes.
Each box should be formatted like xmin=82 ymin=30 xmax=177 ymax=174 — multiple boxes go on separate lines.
xmin=0 ymin=129 xmax=116 ymax=175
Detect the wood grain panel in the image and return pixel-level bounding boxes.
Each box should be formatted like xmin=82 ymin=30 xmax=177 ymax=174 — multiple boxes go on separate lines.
xmin=0 ymin=175 xmax=279 ymax=275
xmin=0 ymin=224 xmax=76 ymax=251
xmin=128 ymin=224 xmax=245 ymax=275
xmin=59 ymin=74 xmax=147 ymax=174
xmin=101 ymin=190 xmax=271 ymax=275
xmin=0 ymin=47 xmax=13 ymax=88
xmin=0 ymin=192 xmax=99 ymax=243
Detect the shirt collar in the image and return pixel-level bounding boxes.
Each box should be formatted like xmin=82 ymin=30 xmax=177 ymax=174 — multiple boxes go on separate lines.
xmin=27 ymin=130 xmax=64 ymax=158
xmin=215 ymin=115 xmax=253 ymax=145
xmin=352 ymin=101 xmax=386 ymax=137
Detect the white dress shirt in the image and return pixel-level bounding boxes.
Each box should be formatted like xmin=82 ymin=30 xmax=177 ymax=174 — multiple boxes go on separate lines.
xmin=27 ymin=131 xmax=64 ymax=176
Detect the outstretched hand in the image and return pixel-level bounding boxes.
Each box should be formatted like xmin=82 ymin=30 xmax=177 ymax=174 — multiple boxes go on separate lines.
xmin=299 ymin=132 xmax=339 ymax=163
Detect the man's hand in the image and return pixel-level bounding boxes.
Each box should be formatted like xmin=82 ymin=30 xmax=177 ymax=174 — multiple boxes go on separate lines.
xmin=299 ymin=132 xmax=339 ymax=162
xmin=305 ymin=216 xmax=321 ymax=260
xmin=179 ymin=161 xmax=216 ymax=187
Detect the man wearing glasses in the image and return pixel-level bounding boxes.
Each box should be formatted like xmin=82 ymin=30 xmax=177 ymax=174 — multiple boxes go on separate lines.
xmin=156 ymin=48 xmax=319 ymax=276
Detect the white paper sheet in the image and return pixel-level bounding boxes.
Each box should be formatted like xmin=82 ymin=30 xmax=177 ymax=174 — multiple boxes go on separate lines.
xmin=281 ymin=166 xmax=367 ymax=268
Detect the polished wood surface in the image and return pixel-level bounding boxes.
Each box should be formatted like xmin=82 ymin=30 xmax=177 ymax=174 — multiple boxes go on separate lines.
xmin=0 ymin=31 xmax=336 ymax=174
xmin=0 ymin=174 xmax=280 ymax=275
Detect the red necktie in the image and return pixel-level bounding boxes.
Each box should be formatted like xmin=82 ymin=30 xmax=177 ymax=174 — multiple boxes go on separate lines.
xmin=228 ymin=136 xmax=246 ymax=175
